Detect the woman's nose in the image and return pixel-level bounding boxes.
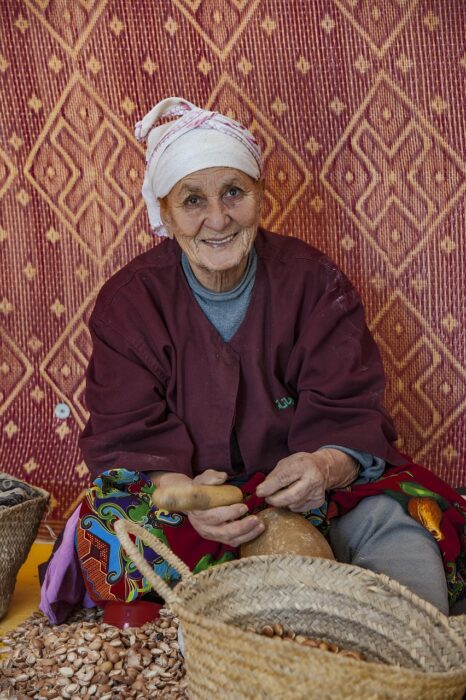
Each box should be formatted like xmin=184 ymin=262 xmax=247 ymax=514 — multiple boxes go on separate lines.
xmin=204 ymin=199 xmax=230 ymax=232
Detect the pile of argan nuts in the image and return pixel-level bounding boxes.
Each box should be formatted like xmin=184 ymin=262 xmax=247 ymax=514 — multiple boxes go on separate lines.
xmin=246 ymin=622 xmax=365 ymax=661
xmin=0 ymin=606 xmax=188 ymax=700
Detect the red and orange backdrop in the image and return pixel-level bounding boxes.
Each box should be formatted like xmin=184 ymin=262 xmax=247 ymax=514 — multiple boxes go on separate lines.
xmin=1 ymin=0 xmax=465 ymax=535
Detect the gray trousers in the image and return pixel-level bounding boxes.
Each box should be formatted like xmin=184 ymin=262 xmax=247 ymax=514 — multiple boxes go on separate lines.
xmin=328 ymin=495 xmax=450 ymax=615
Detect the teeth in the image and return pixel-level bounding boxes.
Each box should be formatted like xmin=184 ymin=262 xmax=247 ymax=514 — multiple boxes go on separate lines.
xmin=204 ymin=233 xmax=236 ymax=245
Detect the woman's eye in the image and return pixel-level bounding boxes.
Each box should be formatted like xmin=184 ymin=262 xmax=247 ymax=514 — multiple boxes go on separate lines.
xmin=184 ymin=195 xmax=200 ymax=206
xmin=225 ymin=187 xmax=242 ymax=199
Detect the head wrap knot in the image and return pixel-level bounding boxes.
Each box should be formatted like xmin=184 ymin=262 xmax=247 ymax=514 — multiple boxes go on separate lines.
xmin=135 ymin=97 xmax=262 ymax=236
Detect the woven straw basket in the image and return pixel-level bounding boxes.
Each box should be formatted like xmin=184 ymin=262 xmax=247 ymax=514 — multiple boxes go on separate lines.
xmin=115 ymin=519 xmax=466 ymax=700
xmin=0 ymin=479 xmax=49 ymax=620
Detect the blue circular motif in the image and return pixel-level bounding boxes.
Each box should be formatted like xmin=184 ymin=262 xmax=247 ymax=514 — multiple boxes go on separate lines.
xmin=55 ymin=402 xmax=70 ymax=420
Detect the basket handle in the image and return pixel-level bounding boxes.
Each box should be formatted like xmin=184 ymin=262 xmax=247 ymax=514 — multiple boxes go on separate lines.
xmin=113 ymin=518 xmax=193 ymax=606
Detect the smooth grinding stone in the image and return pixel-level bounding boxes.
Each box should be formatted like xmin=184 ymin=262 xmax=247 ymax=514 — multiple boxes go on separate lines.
xmin=240 ymin=507 xmax=335 ymax=559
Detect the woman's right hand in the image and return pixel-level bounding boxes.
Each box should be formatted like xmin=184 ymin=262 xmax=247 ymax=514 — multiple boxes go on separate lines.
xmin=187 ymin=469 xmax=265 ymax=547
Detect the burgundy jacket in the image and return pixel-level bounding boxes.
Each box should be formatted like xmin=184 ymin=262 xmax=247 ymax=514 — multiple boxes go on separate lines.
xmin=79 ymin=229 xmax=403 ymax=480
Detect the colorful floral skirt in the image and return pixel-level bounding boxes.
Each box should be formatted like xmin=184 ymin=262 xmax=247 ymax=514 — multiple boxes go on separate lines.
xmin=76 ymin=462 xmax=466 ymax=608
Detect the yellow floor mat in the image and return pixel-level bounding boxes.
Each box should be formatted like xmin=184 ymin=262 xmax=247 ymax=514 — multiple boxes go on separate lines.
xmin=0 ymin=542 xmax=54 ymax=638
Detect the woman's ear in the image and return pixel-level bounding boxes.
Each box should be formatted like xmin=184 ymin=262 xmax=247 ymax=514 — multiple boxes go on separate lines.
xmin=256 ymin=177 xmax=266 ymax=200
xmin=159 ymin=197 xmax=174 ymax=239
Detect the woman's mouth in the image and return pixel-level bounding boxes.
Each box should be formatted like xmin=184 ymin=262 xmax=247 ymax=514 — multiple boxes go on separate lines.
xmin=202 ymin=232 xmax=238 ymax=248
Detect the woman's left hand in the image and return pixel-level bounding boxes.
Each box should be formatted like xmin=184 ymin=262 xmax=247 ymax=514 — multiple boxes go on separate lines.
xmin=187 ymin=469 xmax=265 ymax=546
xmin=255 ymin=450 xmax=358 ymax=512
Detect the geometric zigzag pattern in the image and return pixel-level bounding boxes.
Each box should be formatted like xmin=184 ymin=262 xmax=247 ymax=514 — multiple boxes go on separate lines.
xmin=0 ymin=0 xmax=465 ymax=536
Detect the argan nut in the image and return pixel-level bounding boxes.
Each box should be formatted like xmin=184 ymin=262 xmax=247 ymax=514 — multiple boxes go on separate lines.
xmin=302 ymin=639 xmax=319 ymax=648
xmin=340 ymin=650 xmax=364 ymax=660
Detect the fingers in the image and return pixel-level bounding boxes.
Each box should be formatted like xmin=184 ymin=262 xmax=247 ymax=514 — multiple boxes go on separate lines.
xmin=255 ymin=465 xmax=299 ymax=498
xmin=191 ymin=502 xmax=248 ymax=525
xmin=234 ymin=519 xmax=266 ymax=547
xmin=256 ymin=453 xmax=328 ymax=509
xmin=262 ymin=477 xmax=313 ymax=508
xmin=189 ymin=511 xmax=265 ymax=547
xmin=192 ymin=469 xmax=228 ymax=486
xmin=262 ymin=475 xmax=326 ymax=510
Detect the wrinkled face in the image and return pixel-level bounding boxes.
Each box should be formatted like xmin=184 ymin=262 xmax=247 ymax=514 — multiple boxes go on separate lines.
xmin=160 ymin=167 xmax=264 ymax=291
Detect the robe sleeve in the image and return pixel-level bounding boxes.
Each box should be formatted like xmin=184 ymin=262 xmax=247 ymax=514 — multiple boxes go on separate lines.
xmin=287 ymin=257 xmax=404 ymax=467
xmin=79 ymin=317 xmax=194 ymax=481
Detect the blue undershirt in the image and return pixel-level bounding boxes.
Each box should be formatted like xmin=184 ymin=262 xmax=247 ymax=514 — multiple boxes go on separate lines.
xmin=181 ymin=247 xmax=257 ymax=342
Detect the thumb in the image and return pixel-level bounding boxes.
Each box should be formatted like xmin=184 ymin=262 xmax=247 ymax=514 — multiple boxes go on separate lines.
xmin=193 ymin=469 xmax=228 ymax=486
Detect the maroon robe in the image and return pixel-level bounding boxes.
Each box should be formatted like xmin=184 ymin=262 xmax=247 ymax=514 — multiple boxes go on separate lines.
xmin=79 ymin=229 xmax=404 ymax=479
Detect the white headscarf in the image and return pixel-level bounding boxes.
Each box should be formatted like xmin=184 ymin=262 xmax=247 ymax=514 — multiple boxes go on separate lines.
xmin=135 ymin=97 xmax=262 ymax=236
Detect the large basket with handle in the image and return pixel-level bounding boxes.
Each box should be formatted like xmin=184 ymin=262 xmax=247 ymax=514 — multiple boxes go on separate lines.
xmin=114 ymin=518 xmax=466 ymax=700
xmin=0 ymin=477 xmax=49 ymax=620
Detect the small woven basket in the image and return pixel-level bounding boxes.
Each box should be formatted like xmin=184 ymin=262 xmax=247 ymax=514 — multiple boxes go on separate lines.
xmin=0 ymin=479 xmax=49 ymax=620
xmin=115 ymin=519 xmax=466 ymax=700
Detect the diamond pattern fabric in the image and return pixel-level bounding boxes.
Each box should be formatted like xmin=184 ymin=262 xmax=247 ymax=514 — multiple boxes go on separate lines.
xmin=0 ymin=1 xmax=465 ymax=536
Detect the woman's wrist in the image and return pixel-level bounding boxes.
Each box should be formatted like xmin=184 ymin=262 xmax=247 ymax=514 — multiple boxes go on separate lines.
xmin=316 ymin=448 xmax=359 ymax=489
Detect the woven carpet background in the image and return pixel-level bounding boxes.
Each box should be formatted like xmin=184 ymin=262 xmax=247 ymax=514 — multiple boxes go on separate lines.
xmin=1 ymin=0 xmax=465 ymax=538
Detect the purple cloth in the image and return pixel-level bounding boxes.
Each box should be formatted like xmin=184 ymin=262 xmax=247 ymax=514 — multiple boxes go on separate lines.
xmin=39 ymin=505 xmax=95 ymax=624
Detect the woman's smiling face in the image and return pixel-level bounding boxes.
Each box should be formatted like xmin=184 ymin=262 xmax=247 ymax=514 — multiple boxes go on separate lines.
xmin=160 ymin=167 xmax=264 ymax=292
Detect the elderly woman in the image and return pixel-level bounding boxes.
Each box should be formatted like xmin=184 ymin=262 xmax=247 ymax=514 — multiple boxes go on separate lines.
xmin=40 ymin=98 xmax=465 ymax=624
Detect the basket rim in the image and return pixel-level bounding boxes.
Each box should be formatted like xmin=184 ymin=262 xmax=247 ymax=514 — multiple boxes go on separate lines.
xmin=0 ymin=483 xmax=50 ymax=520
xmin=176 ymin=602 xmax=466 ymax=681
xmin=172 ymin=553 xmax=447 ymax=618
xmin=169 ymin=554 xmax=466 ymax=654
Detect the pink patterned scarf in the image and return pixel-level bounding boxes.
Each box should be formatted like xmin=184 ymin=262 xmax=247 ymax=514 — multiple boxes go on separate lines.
xmin=135 ymin=97 xmax=262 ymax=236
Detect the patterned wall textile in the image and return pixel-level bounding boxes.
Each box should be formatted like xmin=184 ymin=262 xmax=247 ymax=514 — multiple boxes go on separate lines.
xmin=1 ymin=0 xmax=465 ymax=537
